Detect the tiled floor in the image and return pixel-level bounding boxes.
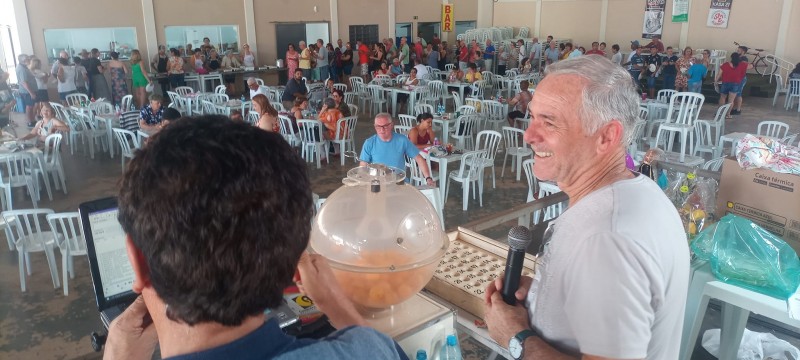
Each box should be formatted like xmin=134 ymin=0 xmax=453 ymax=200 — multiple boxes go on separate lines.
xmin=0 ymin=91 xmax=798 ymax=359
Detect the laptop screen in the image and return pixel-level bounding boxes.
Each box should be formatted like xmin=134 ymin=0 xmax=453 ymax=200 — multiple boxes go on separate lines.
xmin=88 ymin=208 xmax=135 ymax=301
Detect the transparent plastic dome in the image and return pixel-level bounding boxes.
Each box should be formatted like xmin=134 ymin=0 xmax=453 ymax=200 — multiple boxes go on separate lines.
xmin=309 ymin=165 xmax=449 ymax=309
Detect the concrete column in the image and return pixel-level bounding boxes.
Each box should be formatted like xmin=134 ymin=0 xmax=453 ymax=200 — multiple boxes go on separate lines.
xmin=389 ymin=0 xmax=396 ymax=37
xmin=599 ymin=0 xmax=609 ymax=42
xmin=678 ymin=0 xmax=692 ymax=49
xmin=330 ymin=0 xmax=339 ymax=42
xmin=141 ymin=0 xmax=158 ymax=63
xmin=477 ymin=0 xmax=493 ymax=29
xmin=535 ymin=0 xmax=542 ymax=39
xmin=244 ymin=0 xmax=257 ymax=55
xmin=11 ymin=0 xmax=33 ymax=55
xmin=774 ymin=0 xmax=793 ymax=58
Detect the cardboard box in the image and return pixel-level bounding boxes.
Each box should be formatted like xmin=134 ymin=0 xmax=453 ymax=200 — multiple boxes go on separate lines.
xmin=717 ymin=158 xmax=800 ymax=252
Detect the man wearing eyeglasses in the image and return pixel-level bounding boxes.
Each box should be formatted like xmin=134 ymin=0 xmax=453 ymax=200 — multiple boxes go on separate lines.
xmin=360 ymin=113 xmax=435 ymax=186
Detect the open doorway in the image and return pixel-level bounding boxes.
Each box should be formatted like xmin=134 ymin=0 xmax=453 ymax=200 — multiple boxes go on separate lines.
xmin=395 ymin=23 xmax=412 ymax=47
xmin=417 ymin=22 xmax=440 ymax=45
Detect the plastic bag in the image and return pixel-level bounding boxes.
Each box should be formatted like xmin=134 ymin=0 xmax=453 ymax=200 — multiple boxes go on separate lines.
xmin=691 ymin=214 xmax=800 ymax=299
xmin=702 ymin=328 xmax=800 ymax=360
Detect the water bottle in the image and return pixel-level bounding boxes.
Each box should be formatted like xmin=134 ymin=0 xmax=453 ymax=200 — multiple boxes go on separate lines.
xmin=415 ymin=349 xmax=427 ymax=360
xmin=115 ymin=104 xmax=120 ymax=116
xmin=240 ymin=94 xmax=245 ymax=102
xmin=439 ymin=335 xmax=462 ymax=360
xmin=433 ymin=137 xmax=440 ymax=146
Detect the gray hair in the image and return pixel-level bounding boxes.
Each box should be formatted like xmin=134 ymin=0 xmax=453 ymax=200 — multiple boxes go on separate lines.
xmin=246 ymin=77 xmax=257 ymax=85
xmin=543 ymin=54 xmax=639 ymax=145
xmin=374 ymin=113 xmax=393 ymax=123
xmin=323 ymin=97 xmax=336 ymax=108
xmin=299 ymin=41 xmax=306 ymax=46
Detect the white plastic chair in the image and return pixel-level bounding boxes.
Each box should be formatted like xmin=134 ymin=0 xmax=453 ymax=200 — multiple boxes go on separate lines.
xmin=471 ymin=80 xmax=487 ymax=99
xmin=702 ymin=157 xmax=725 ymax=171
xmin=452 ymin=91 xmax=463 ymax=110
xmin=348 ymin=104 xmax=359 ymax=118
xmin=414 ymin=104 xmax=434 ymax=116
xmin=692 ymin=120 xmax=717 ymax=157
xmin=393 ymin=125 xmax=412 ymax=134
xmin=654 ymin=92 xmax=705 ymax=163
xmin=113 ymin=128 xmax=140 ymax=171
xmin=398 ymin=114 xmax=416 ymax=128
xmin=628 ymin=119 xmax=647 ymax=156
xmin=482 ymin=100 xmax=506 ymax=131
xmin=278 ymin=115 xmax=301 ymax=147
xmin=46 ymin=212 xmax=85 ymax=296
xmin=445 ymin=150 xmax=487 ymax=211
xmin=522 ymin=158 xmax=537 ymax=202
xmin=332 ymin=116 xmax=358 ymax=166
xmin=247 ymin=112 xmax=260 ymax=127
xmin=451 ymin=115 xmax=478 ymax=150
xmin=214 ymin=85 xmax=227 ymax=95
xmin=65 ymin=93 xmax=88 ymax=107
xmin=89 ymin=101 xmax=114 ymax=116
xmin=333 ymin=83 xmax=348 ymax=93
xmin=367 ymin=85 xmax=388 ymax=115
xmin=656 ymin=89 xmax=677 ymax=103
xmin=501 ymin=127 xmax=533 ymax=181
xmin=166 ymin=91 xmax=189 ymax=114
xmin=175 ymin=86 xmax=194 ymax=96
xmin=445 ymin=64 xmax=455 ymax=71
xmin=41 ymin=134 xmax=67 ymax=196
xmin=475 ymin=130 xmax=502 ymax=189
xmin=80 ymin=112 xmax=110 ymax=159
xmin=344 ymin=93 xmax=358 ymax=107
xmin=3 ymin=208 xmax=59 ymax=292
xmin=0 ymin=152 xmax=39 ymax=209
xmin=206 ymin=93 xmax=229 ymax=105
xmin=406 ymin=155 xmax=439 ymax=187
xmin=786 ymin=79 xmax=800 ymax=112
xmin=428 ymin=81 xmax=454 ymax=108
xmin=535 ymin=181 xmax=564 ymax=223
xmin=699 ymin=103 xmax=731 ymax=147
xmin=756 ymin=120 xmax=790 ymax=139
xmin=781 ymin=133 xmax=798 ymax=146
xmin=120 ymin=94 xmax=133 ymax=111
xmin=771 ymin=74 xmax=788 ymax=107
xmin=297 ymin=120 xmax=329 ymax=169
xmin=270 ymin=102 xmax=285 ymax=112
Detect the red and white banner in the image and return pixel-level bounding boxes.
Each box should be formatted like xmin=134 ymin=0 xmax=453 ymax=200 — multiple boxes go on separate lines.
xmin=707 ymin=0 xmax=733 ymax=28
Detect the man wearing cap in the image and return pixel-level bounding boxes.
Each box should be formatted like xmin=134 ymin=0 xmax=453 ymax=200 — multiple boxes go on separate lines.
xmin=15 ymin=54 xmax=38 ymax=126
xmin=645 ymin=45 xmax=662 ymax=98
xmin=623 ymin=44 xmax=644 ymax=89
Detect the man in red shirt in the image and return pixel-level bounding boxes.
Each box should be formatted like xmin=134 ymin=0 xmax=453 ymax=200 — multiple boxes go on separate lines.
xmin=643 ymin=37 xmax=665 ymax=54
xmin=357 ymin=40 xmax=370 ymax=79
xmin=458 ymin=40 xmax=470 ymax=71
xmin=585 ymin=42 xmax=605 ymax=57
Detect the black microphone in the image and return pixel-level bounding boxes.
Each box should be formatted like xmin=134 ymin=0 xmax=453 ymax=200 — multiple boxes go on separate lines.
xmin=502 ymin=225 xmax=532 ymax=305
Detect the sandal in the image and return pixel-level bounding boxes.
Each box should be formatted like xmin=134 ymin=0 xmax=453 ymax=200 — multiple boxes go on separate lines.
xmin=725 ymin=116 xmax=733 ymax=119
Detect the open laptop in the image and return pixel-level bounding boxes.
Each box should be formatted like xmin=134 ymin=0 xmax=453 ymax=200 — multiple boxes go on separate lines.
xmin=79 ymin=197 xmax=137 ymax=329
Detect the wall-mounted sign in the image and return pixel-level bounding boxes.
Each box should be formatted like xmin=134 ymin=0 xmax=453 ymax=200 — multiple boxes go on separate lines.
xmin=673 ymin=0 xmax=690 ymax=22
xmin=442 ymin=4 xmax=454 ymax=33
xmin=643 ymin=0 xmax=666 ymax=39
xmin=707 ymin=0 xmax=733 ymax=28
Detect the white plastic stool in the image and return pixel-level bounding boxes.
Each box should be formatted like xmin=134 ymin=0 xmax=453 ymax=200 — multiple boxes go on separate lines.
xmin=681 ymin=279 xmax=800 ymax=360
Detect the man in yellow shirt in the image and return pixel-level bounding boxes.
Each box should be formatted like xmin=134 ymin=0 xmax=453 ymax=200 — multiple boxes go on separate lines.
xmin=299 ymin=41 xmax=312 ymax=80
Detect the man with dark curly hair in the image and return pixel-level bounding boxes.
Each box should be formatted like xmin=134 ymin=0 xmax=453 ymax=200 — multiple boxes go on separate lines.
xmin=106 ymin=116 xmax=407 ymax=360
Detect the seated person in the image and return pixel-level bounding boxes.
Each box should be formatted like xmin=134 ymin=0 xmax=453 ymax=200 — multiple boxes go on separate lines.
xmin=20 ymin=103 xmax=69 ymax=143
xmin=0 ymin=89 xmax=15 ymax=129
xmin=390 ymin=58 xmax=404 ymax=76
xmin=138 ymin=93 xmax=165 ymax=135
xmin=318 ymin=97 xmax=344 ymax=141
xmin=447 ymin=67 xmax=464 ymax=82
xmin=412 ymin=59 xmax=429 ymax=79
xmin=107 ymin=116 xmax=408 ymax=360
xmin=252 ymin=93 xmax=279 ymax=133
xmin=472 ymin=51 xmax=485 ymax=72
xmin=247 ymin=77 xmax=269 ymax=99
xmin=331 ymin=89 xmax=351 ymax=117
xmin=407 ymin=112 xmax=436 ymax=150
xmin=507 ymin=80 xmax=532 ymax=126
xmin=373 ymin=62 xmax=391 ymax=78
xmin=465 ymin=63 xmax=482 ymax=83
xmin=281 ymin=68 xmax=308 ymax=110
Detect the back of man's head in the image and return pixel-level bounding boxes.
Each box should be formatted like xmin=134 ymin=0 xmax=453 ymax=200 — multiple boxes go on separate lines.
xmin=118 ymin=116 xmax=313 ymax=326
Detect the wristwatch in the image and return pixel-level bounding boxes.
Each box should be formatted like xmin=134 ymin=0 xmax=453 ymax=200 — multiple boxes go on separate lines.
xmin=425 ymin=176 xmax=433 ymax=181
xmin=509 ymin=329 xmax=536 ymax=360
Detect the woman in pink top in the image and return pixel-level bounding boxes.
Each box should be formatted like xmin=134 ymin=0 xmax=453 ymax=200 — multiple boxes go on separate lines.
xmin=286 ymin=43 xmax=299 ymax=79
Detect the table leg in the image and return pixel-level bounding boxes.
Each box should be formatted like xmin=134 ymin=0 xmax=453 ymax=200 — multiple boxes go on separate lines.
xmin=442 ymin=121 xmax=450 ymax=144
xmin=459 ymin=87 xmax=465 ymax=104
xmin=392 ymin=90 xmax=398 ymax=117
xmin=107 ymin=120 xmax=114 ymax=158
xmin=186 ymin=98 xmax=193 ymax=116
xmin=439 ymin=158 xmax=449 ymax=204
xmin=408 ymin=92 xmax=416 ymax=116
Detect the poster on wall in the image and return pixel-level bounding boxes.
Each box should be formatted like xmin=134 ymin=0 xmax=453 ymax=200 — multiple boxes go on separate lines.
xmin=707 ymin=0 xmax=733 ymax=28
xmin=672 ymin=0 xmax=690 ymax=22
xmin=442 ymin=4 xmax=454 ymax=33
xmin=642 ymin=0 xmax=666 ymax=39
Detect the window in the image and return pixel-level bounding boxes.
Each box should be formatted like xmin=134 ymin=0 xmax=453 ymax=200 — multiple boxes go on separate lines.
xmin=349 ymin=25 xmax=379 ymax=46
xmin=164 ymin=25 xmax=239 ymax=54
xmin=43 ymin=27 xmax=137 ymax=62
xmin=455 ymin=21 xmax=476 ymax=38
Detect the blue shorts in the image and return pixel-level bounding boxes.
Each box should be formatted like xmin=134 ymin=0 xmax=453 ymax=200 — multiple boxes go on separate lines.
xmin=19 ymin=93 xmax=33 ymax=107
xmin=736 ymin=77 xmax=747 ymax=97
xmin=719 ymin=82 xmax=740 ymax=95
xmin=647 ymin=75 xmax=657 ymax=89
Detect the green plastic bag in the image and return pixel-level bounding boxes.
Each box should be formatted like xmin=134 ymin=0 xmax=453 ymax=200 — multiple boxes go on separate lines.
xmin=690 ymin=214 xmax=800 ymax=299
